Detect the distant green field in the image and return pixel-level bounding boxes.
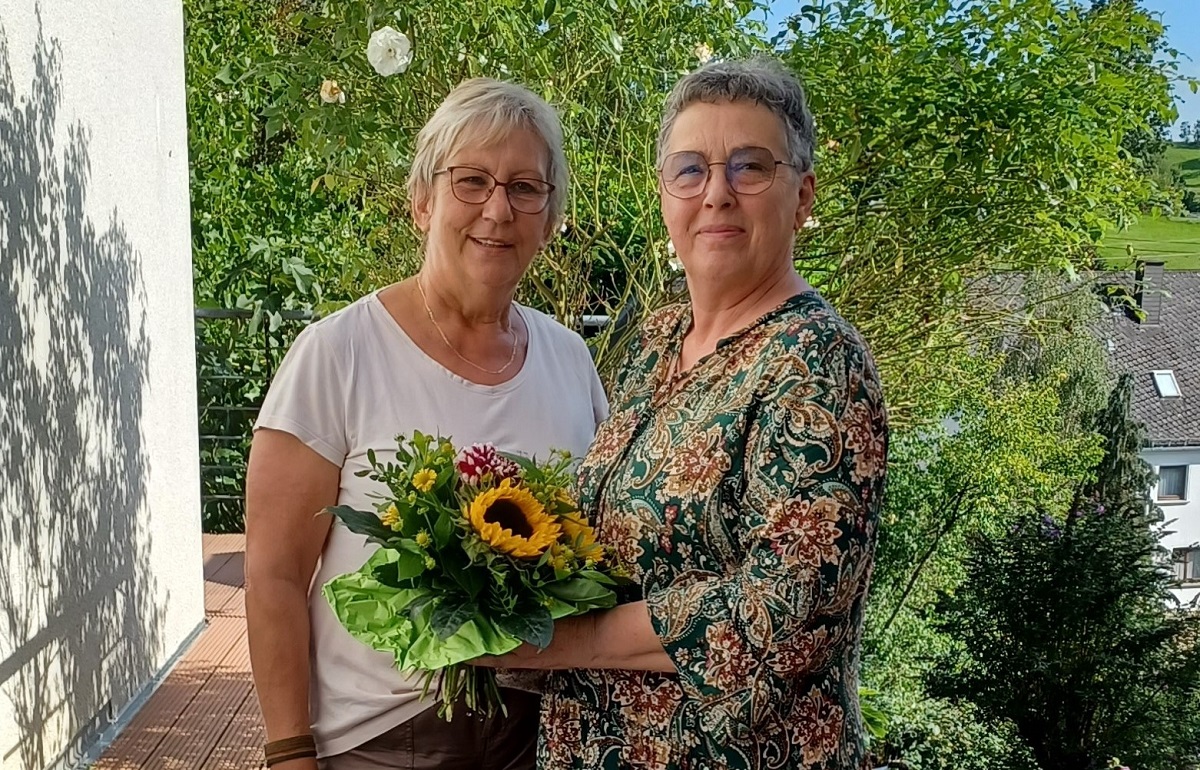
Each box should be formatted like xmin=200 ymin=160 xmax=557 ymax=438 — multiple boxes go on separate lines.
xmin=1164 ymin=145 xmax=1200 ymax=190
xmin=1098 ymin=215 xmax=1200 ymax=270
xmin=1096 ymin=144 xmax=1200 ymax=271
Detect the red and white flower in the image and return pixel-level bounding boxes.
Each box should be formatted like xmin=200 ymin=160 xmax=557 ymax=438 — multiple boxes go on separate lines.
xmin=455 ymin=443 xmax=520 ymax=485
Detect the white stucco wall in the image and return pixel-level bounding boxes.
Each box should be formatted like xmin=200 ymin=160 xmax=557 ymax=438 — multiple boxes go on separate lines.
xmin=1144 ymin=447 xmax=1200 ymax=605
xmin=0 ymin=2 xmax=204 ymax=769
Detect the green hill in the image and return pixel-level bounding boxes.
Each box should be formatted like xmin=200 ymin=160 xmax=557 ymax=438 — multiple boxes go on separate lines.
xmin=1097 ymin=214 xmax=1200 ymax=270
xmin=1097 ymin=143 xmax=1200 ymax=271
xmin=1164 ymin=144 xmax=1200 ymax=191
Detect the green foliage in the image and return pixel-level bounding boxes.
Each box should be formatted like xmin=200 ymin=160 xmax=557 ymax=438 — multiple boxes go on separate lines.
xmin=187 ymin=0 xmax=390 ymax=531
xmin=779 ymin=0 xmax=1178 ymax=421
xmin=991 ymin=272 xmax=1115 ymax=434
xmin=187 ymin=0 xmax=383 ymax=316
xmin=862 ymin=275 xmax=1113 ymax=767
xmin=1097 ymin=213 xmax=1200 ymax=271
xmin=879 ymin=696 xmax=1034 ymax=770
xmin=867 ymin=351 xmax=1105 ymax=651
xmin=255 ymin=0 xmax=762 ymax=374
xmin=929 ymin=377 xmax=1200 ymax=770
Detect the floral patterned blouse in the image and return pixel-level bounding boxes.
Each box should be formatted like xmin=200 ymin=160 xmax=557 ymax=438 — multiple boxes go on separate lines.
xmin=539 ymin=292 xmax=888 ymax=770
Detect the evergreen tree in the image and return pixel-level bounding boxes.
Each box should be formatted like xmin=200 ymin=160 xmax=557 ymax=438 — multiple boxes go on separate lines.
xmin=930 ymin=376 xmax=1200 ymax=770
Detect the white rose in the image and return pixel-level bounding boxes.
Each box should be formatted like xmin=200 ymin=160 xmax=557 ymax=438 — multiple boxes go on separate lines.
xmin=367 ymin=27 xmax=412 ymax=77
xmin=319 ymin=79 xmax=346 ymax=104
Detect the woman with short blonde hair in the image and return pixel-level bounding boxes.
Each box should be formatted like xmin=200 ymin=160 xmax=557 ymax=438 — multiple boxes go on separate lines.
xmin=245 ymin=78 xmax=607 ymax=770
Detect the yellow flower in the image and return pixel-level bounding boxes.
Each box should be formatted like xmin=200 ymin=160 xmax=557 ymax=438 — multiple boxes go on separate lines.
xmin=559 ymin=512 xmax=604 ymax=563
xmin=466 ymin=479 xmax=561 ymax=559
xmin=415 ymin=530 xmax=431 ymax=548
xmin=413 ymin=468 xmax=437 ymax=493
xmin=380 ymin=504 xmax=402 ymax=531
xmin=424 ymin=554 xmax=436 ymax=570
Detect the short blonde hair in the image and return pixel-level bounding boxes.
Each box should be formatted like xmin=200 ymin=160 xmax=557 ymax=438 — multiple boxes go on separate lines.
xmin=407 ymin=78 xmax=568 ymax=225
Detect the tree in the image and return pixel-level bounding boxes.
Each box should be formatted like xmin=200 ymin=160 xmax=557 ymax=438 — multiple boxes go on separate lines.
xmin=779 ymin=0 xmax=1178 ymax=423
xmin=929 ymin=376 xmax=1200 ymax=770
xmin=859 ymin=273 xmax=1113 ymax=769
xmin=253 ymin=0 xmax=763 ymax=376
xmin=1180 ymin=120 xmax=1192 ymax=144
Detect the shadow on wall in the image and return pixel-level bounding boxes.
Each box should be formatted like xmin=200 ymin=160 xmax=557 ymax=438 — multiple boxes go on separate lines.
xmin=0 ymin=11 xmax=165 ymax=770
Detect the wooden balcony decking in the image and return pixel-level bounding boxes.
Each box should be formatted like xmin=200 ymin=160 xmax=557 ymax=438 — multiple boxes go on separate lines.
xmin=94 ymin=534 xmax=263 ymax=770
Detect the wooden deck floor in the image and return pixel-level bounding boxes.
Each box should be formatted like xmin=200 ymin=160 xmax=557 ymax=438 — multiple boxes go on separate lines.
xmin=94 ymin=534 xmax=263 ymax=770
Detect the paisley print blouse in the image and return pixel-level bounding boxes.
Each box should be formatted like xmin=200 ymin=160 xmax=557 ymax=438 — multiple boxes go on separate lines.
xmin=538 ymin=293 xmax=888 ymax=770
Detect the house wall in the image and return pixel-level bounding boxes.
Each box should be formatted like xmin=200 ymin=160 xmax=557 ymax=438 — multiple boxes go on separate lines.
xmin=0 ymin=3 xmax=205 ymax=769
xmin=1144 ymin=447 xmax=1200 ymax=605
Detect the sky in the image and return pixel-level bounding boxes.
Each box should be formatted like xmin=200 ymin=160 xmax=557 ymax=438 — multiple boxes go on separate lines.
xmin=762 ymin=0 xmax=1200 ymax=138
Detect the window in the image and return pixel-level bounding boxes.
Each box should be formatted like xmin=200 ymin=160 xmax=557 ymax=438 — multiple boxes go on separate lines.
xmin=1152 ymin=370 xmax=1181 ymax=398
xmin=1158 ymin=465 xmax=1189 ymax=501
xmin=1175 ymin=548 xmax=1200 ymax=584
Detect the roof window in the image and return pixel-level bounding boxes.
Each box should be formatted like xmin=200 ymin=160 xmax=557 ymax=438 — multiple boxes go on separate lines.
xmin=1152 ymin=370 xmax=1181 ymax=398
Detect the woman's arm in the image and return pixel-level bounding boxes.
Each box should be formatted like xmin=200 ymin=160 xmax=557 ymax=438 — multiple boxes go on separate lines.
xmin=478 ymin=601 xmax=675 ymax=672
xmin=244 ymin=429 xmax=338 ymax=764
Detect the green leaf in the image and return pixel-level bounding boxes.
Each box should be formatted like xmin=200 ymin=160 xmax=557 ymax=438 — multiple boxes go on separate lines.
xmin=431 ymin=596 xmax=477 ymax=640
xmin=496 ymin=603 xmax=554 ymax=648
xmin=543 ymin=0 xmax=556 ymax=21
xmin=406 ymin=592 xmax=438 ymax=625
xmin=544 ymin=577 xmax=616 ymax=606
xmin=373 ymin=548 xmax=426 ymax=585
xmin=450 ymin=557 xmax=487 ymax=598
xmin=326 ymin=505 xmax=395 ymax=544
xmin=433 ymin=511 xmax=456 ymax=547
xmin=497 ymin=450 xmax=538 ymax=474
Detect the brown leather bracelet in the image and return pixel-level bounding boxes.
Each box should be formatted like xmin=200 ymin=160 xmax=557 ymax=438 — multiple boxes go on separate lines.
xmin=265 ymin=749 xmax=317 ymax=767
xmin=264 ymin=735 xmax=317 ymax=766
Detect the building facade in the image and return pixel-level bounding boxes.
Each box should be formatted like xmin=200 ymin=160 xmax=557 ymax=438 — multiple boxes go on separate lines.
xmin=0 ymin=3 xmax=205 ymax=769
xmin=1107 ymin=264 xmax=1200 ymax=604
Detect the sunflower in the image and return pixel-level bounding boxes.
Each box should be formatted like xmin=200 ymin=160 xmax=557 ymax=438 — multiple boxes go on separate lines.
xmin=467 ymin=479 xmax=561 ymax=558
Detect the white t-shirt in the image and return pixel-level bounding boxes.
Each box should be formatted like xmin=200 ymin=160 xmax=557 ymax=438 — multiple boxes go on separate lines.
xmin=254 ymin=290 xmax=608 ymax=757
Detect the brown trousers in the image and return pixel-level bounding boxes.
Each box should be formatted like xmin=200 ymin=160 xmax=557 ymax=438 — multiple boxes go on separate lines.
xmin=318 ymin=690 xmax=540 ymax=770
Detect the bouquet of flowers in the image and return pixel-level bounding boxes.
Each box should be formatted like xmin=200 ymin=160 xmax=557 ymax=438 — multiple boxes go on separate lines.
xmin=323 ymin=431 xmax=625 ymax=720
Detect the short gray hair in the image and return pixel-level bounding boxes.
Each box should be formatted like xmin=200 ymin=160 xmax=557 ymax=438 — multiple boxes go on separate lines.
xmin=407 ymin=78 xmax=569 ymax=225
xmin=656 ymin=57 xmax=815 ymax=173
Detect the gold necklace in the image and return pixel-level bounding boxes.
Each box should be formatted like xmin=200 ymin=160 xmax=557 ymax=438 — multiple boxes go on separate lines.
xmin=415 ymin=275 xmax=519 ymax=376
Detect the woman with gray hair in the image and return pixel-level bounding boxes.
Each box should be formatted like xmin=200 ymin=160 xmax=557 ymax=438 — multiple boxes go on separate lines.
xmin=244 ymin=78 xmax=607 ymax=770
xmin=477 ymin=57 xmax=888 ymax=769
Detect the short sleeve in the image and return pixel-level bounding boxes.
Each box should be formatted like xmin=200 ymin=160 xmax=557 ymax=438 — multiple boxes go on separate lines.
xmin=586 ymin=356 xmax=610 ymax=428
xmin=254 ymin=323 xmax=350 ymax=467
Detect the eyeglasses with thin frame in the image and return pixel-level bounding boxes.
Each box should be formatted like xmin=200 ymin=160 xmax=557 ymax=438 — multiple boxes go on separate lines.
xmin=658 ymin=146 xmax=797 ymax=199
xmin=433 ymin=166 xmax=555 ymax=215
